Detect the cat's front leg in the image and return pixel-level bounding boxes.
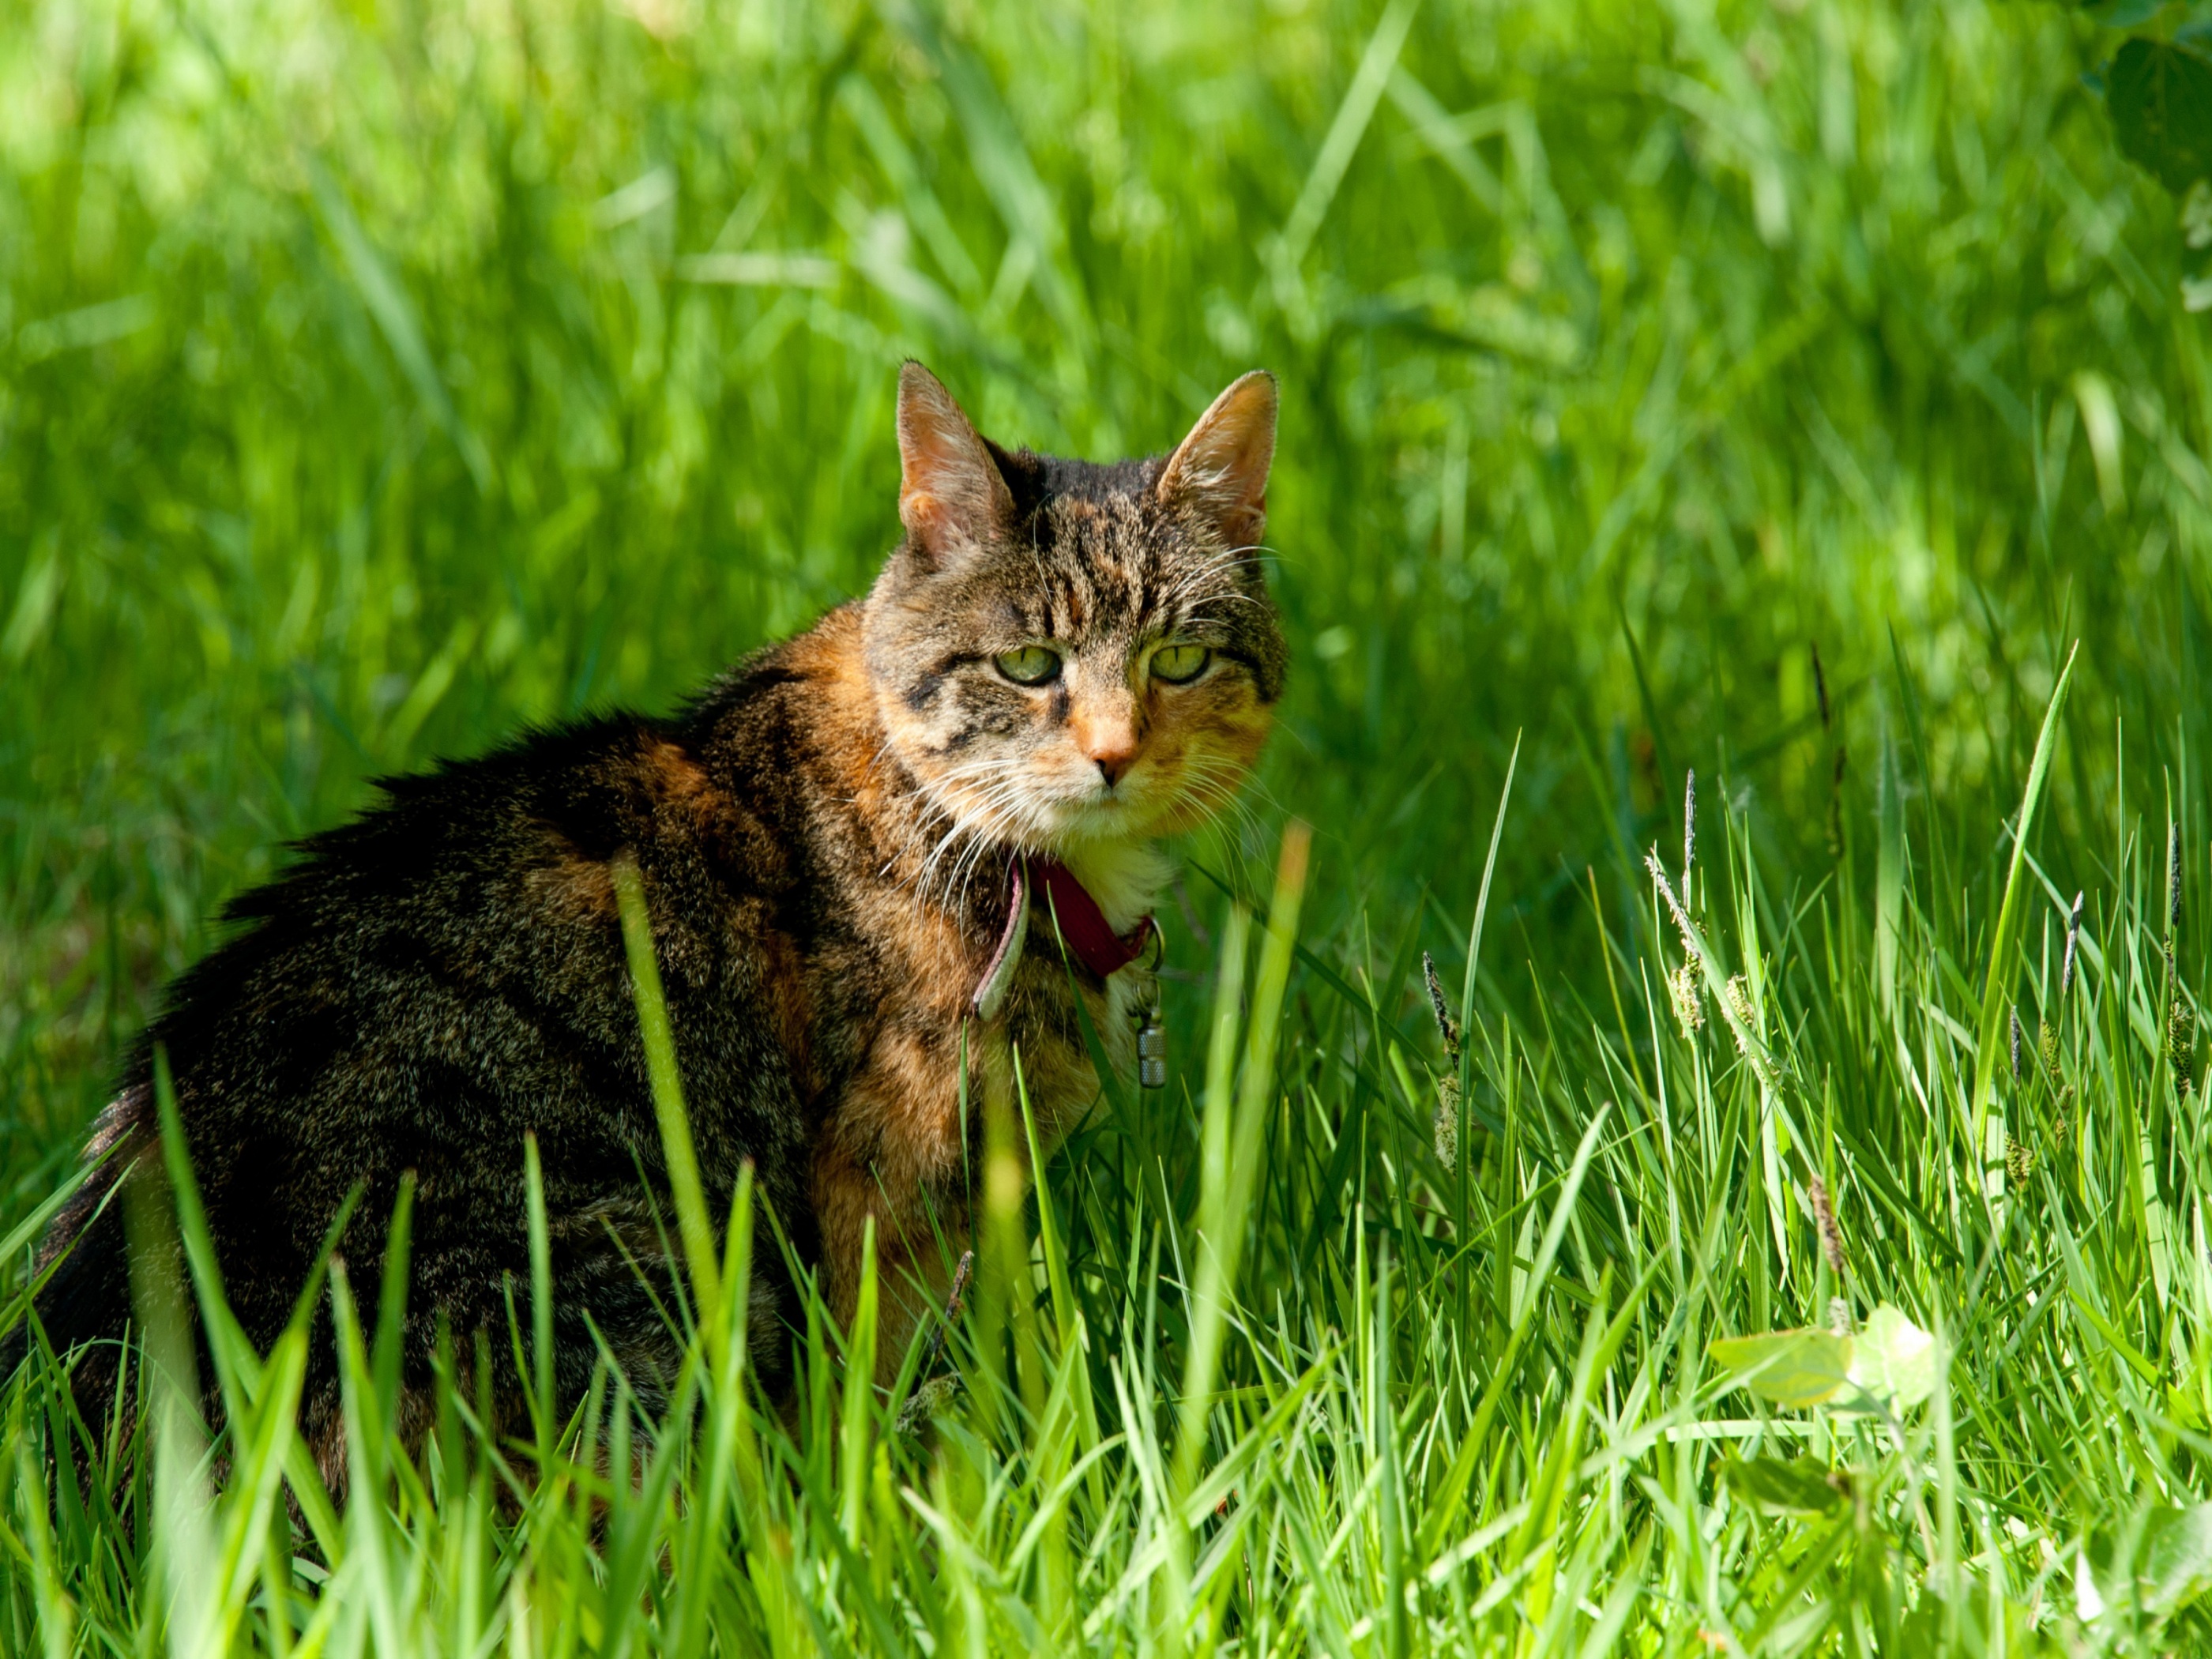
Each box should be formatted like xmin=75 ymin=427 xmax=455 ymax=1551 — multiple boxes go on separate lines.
xmin=810 ymin=1017 xmax=976 ymax=1381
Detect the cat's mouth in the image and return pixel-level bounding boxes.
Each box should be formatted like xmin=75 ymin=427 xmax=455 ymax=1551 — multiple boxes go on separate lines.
xmin=913 ymin=739 xmax=1242 ymax=859
xmin=1000 ymin=787 xmax=1147 ymax=848
xmin=931 ymin=773 xmax=1171 ymax=852
xmin=1040 ymin=762 xmax=1217 ymax=846
xmin=1059 ymin=789 xmax=1143 ymax=835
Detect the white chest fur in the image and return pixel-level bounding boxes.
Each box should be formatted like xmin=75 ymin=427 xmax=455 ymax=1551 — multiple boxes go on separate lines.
xmin=1056 ymin=840 xmax=1173 ymax=936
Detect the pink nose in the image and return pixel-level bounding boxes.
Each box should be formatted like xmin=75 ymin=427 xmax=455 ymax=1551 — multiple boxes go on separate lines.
xmin=1089 ymin=742 xmax=1138 ymax=787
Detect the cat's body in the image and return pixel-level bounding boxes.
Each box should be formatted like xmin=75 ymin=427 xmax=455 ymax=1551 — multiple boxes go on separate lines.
xmin=28 ymin=366 xmax=1283 ymax=1485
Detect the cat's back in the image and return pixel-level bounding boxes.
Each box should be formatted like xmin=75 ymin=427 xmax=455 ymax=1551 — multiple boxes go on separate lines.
xmin=159 ymin=705 xmax=775 ymax=1118
xmin=189 ymin=605 xmax=891 ymax=1089
xmin=41 ymin=620 xmax=871 ymax=1384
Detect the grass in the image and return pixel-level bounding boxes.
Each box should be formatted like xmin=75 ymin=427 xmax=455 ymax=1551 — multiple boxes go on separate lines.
xmin=8 ymin=0 xmax=2212 ymax=1650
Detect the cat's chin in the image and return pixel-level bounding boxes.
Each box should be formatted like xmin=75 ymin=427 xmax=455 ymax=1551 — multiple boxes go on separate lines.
xmin=1039 ymin=795 xmax=1176 ymax=849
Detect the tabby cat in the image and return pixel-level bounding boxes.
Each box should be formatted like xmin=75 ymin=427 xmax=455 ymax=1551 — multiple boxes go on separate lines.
xmin=29 ymin=363 xmax=1284 ymax=1488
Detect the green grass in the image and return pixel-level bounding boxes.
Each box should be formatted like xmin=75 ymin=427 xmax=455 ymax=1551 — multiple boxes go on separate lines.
xmin=9 ymin=0 xmax=2212 ymax=1650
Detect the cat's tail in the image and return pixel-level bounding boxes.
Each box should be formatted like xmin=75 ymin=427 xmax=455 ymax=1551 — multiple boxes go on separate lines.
xmin=2 ymin=1085 xmax=150 ymax=1424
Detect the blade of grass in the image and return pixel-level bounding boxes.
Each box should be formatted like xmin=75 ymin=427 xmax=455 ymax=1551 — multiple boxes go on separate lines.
xmin=612 ymin=850 xmax=721 ymax=1318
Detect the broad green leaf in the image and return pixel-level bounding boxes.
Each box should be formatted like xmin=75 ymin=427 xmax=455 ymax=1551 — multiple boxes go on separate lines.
xmin=2107 ymin=40 xmax=2212 ymax=194
xmin=2142 ymin=1503 xmax=2212 ymax=1615
xmin=1721 ymin=1456 xmax=1849 ymax=1517
xmin=1848 ymin=1305 xmax=1940 ymax=1410
xmin=1709 ymin=1329 xmax=1854 ymax=1409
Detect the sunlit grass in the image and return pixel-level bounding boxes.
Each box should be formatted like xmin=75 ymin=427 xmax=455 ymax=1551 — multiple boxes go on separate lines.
xmin=8 ymin=0 xmax=2212 ymax=1650
xmin=18 ymin=709 xmax=2212 ymax=1653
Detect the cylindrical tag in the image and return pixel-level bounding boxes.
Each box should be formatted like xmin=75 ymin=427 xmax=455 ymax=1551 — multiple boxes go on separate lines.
xmin=1137 ymin=1017 xmax=1167 ymax=1089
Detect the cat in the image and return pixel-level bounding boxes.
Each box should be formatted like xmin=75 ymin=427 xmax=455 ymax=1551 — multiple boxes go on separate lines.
xmin=24 ymin=363 xmax=1285 ymax=1493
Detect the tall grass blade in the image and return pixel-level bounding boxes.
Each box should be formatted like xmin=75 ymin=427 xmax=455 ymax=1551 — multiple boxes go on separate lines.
xmin=1972 ymin=643 xmax=2079 ymax=1187
xmin=612 ymin=851 xmax=721 ymax=1315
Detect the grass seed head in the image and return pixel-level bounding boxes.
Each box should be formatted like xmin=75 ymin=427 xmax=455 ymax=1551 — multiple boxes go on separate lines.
xmin=1646 ymin=845 xmax=1699 ymax=954
xmin=1680 ymin=770 xmax=1697 ymax=909
xmin=1422 ymin=953 xmax=1464 ymax=1167
xmin=2010 ymin=1005 xmax=2024 ymax=1083
xmin=1809 ymin=1176 xmax=1845 ymax=1276
xmin=897 ymin=1372 xmax=962 ymax=1435
xmin=1725 ymin=974 xmax=1755 ymax=1051
xmin=1668 ymin=962 xmax=1703 ymax=1035
xmin=2171 ymin=822 xmax=2186 ymax=942
xmin=1646 ymin=845 xmax=1710 ymax=1037
xmin=1433 ymin=1073 xmax=1461 ymax=1171
xmin=1421 ymin=949 xmax=1460 ymax=1062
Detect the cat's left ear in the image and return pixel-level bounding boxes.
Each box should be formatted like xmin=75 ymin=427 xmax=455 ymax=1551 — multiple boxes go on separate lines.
xmin=1157 ymin=370 xmax=1277 ymax=551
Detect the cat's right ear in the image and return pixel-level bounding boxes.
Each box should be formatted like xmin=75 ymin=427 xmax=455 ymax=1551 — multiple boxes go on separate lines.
xmin=896 ymin=362 xmax=1014 ymax=566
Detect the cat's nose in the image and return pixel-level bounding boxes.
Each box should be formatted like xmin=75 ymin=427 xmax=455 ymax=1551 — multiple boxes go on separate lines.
xmin=1074 ymin=701 xmax=1140 ymax=788
xmin=1092 ymin=745 xmax=1137 ymax=788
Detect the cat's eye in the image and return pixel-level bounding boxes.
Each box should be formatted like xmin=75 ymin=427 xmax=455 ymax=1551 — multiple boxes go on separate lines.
xmin=1149 ymin=643 xmax=1210 ymax=684
xmin=995 ymin=645 xmax=1062 ymax=686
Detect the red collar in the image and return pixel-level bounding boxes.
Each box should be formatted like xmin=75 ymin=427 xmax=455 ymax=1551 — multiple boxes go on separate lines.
xmin=972 ymin=856 xmax=1156 ymax=1017
xmin=1029 ymin=856 xmax=1157 ymax=977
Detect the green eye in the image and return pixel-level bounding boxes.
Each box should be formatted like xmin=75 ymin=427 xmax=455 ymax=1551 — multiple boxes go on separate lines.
xmin=1150 ymin=643 xmax=1210 ymax=684
xmin=995 ymin=645 xmax=1062 ymax=686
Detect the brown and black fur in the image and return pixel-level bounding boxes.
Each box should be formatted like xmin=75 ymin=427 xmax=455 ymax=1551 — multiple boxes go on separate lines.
xmin=24 ymin=363 xmax=1285 ymax=1488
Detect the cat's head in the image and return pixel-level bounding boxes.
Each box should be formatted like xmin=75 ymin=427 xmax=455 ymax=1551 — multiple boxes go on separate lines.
xmin=862 ymin=363 xmax=1285 ymax=859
